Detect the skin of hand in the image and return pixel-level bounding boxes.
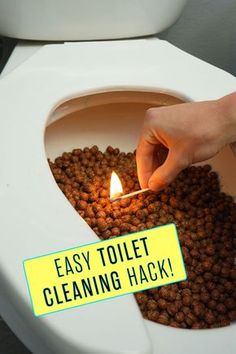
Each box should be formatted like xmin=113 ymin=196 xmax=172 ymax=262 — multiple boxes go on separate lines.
xmin=136 ymin=92 xmax=236 ymax=192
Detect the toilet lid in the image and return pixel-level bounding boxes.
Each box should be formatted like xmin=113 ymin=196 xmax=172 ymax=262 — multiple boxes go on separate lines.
xmin=0 ymin=39 xmax=236 ymax=354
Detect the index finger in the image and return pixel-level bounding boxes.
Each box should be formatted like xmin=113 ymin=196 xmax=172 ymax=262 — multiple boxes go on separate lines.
xmin=136 ymin=136 xmax=160 ymax=188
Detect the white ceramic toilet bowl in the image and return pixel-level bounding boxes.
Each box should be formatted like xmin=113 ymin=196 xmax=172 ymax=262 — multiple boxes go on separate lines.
xmin=0 ymin=39 xmax=235 ymax=354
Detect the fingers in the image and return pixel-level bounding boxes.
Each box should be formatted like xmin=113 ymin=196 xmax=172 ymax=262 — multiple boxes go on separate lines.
xmin=148 ymin=148 xmax=190 ymax=191
xmin=136 ymin=137 xmax=160 ymax=188
xmin=137 ymin=106 xmax=192 ymax=191
xmin=136 ymin=107 xmax=169 ymax=189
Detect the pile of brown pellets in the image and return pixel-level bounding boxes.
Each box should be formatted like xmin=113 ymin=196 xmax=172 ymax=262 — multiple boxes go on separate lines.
xmin=49 ymin=145 xmax=236 ymax=329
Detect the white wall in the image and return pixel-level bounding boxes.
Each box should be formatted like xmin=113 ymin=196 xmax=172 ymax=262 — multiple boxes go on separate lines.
xmin=159 ymin=0 xmax=236 ymax=76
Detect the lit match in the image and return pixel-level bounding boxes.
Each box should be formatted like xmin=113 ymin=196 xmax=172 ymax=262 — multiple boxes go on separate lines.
xmin=111 ymin=188 xmax=150 ymax=202
xmin=110 ymin=171 xmax=149 ymax=202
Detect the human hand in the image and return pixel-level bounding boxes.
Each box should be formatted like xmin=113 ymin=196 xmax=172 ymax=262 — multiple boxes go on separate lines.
xmin=136 ymin=92 xmax=236 ymax=192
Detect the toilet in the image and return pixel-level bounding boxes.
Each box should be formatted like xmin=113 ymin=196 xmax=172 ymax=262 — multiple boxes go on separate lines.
xmin=0 ymin=1 xmax=236 ymax=354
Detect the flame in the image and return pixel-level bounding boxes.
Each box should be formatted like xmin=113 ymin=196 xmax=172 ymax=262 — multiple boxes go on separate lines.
xmin=110 ymin=171 xmax=123 ymax=200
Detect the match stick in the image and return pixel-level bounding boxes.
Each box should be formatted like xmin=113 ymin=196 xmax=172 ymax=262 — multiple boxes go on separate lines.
xmin=111 ymin=188 xmax=150 ymax=202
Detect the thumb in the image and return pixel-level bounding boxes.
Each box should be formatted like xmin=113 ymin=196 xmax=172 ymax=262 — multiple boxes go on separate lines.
xmin=148 ymin=147 xmax=190 ymax=191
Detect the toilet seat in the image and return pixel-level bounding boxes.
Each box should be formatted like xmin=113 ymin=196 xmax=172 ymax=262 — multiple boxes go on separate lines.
xmin=0 ymin=38 xmax=235 ymax=354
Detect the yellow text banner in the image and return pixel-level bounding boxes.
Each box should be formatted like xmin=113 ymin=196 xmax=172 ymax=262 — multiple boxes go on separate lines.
xmin=24 ymin=223 xmax=187 ymax=316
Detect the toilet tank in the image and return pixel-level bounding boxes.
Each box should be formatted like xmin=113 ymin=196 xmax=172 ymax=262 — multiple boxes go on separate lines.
xmin=0 ymin=0 xmax=188 ymax=41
